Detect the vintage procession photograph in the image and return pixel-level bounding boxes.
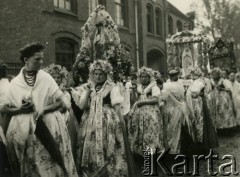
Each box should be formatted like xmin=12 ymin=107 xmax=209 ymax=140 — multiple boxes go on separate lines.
xmin=1 ymin=0 xmax=240 ymax=176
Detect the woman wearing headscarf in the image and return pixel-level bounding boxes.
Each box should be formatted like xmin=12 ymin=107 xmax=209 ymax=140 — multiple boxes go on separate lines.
xmin=128 ymin=66 xmax=163 ymax=156
xmin=186 ymin=68 xmax=218 ymax=154
xmin=226 ymin=71 xmax=240 ymax=126
xmin=209 ymin=67 xmax=237 ymax=131
xmin=5 ymin=43 xmax=77 ymax=177
xmin=76 ymin=60 xmax=135 ymax=177
xmin=161 ymin=68 xmax=193 ymax=154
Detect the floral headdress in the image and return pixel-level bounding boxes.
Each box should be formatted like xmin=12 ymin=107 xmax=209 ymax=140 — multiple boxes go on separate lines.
xmin=138 ymin=66 xmax=155 ymax=77
xmin=211 ymin=67 xmax=222 ymax=76
xmin=168 ymin=66 xmax=180 ymax=76
xmin=153 ymin=70 xmax=162 ymax=80
xmin=43 ymin=64 xmax=68 ymax=80
xmin=89 ymin=60 xmax=113 ymax=76
xmin=193 ymin=67 xmax=203 ymax=77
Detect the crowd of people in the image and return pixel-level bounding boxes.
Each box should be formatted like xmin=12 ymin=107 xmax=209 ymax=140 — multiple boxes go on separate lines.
xmin=0 ymin=42 xmax=240 ymax=177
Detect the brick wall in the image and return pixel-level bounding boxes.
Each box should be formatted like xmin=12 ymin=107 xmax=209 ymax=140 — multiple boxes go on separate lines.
xmin=0 ymin=0 xmax=191 ymax=75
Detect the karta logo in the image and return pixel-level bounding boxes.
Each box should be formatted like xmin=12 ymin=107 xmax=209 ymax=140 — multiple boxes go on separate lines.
xmin=142 ymin=148 xmax=239 ymax=176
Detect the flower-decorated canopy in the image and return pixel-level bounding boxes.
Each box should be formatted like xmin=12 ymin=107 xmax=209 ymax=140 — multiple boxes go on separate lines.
xmin=73 ymin=5 xmax=134 ymax=84
xmin=166 ymin=23 xmax=210 ymax=77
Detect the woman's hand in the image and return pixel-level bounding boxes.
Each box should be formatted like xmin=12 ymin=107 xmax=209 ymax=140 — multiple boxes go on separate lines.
xmin=136 ymin=101 xmax=144 ymax=108
xmin=33 ymin=110 xmax=45 ymax=123
xmin=19 ymin=102 xmax=35 ymax=114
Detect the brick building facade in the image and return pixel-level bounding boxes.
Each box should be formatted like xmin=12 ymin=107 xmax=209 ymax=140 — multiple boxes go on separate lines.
xmin=0 ymin=0 xmax=193 ymax=76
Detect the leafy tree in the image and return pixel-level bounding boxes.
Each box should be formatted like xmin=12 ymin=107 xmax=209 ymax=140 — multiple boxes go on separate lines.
xmin=192 ymin=0 xmax=240 ymax=40
xmin=191 ymin=0 xmax=240 ymax=66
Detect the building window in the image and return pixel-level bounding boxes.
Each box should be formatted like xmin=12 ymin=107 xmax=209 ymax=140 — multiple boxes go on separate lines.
xmin=55 ymin=38 xmax=78 ymax=71
xmin=54 ymin=0 xmax=72 ymax=11
xmin=168 ymin=15 xmax=173 ymax=35
xmin=177 ymin=20 xmax=183 ymax=32
xmin=115 ymin=0 xmax=128 ymax=27
xmin=155 ymin=8 xmax=162 ymax=36
xmin=147 ymin=4 xmax=154 ymax=33
xmin=89 ymin=0 xmax=106 ymax=13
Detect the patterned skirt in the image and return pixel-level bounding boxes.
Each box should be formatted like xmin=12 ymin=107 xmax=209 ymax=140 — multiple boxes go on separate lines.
xmin=76 ymin=105 xmax=134 ymax=177
xmin=128 ymin=104 xmax=164 ymax=155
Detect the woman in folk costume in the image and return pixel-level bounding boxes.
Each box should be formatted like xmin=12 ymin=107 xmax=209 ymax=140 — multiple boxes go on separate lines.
xmin=186 ymin=68 xmax=218 ymax=154
xmin=43 ymin=64 xmax=79 ymax=158
xmin=5 ymin=43 xmax=77 ymax=177
xmin=226 ymin=71 xmax=240 ymax=126
xmin=161 ymin=68 xmax=193 ymax=154
xmin=209 ymin=68 xmax=237 ymax=130
xmin=128 ymin=66 xmax=163 ymax=155
xmin=0 ymin=60 xmax=11 ymax=176
xmin=76 ymin=60 xmax=135 ymax=177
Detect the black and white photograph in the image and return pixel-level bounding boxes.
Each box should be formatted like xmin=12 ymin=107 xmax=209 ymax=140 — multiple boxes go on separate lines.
xmin=1 ymin=0 xmax=240 ymax=176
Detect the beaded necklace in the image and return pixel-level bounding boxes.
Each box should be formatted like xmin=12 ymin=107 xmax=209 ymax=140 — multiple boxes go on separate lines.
xmin=23 ymin=69 xmax=37 ymax=87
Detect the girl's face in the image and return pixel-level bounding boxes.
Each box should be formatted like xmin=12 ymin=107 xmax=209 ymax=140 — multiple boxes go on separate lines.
xmin=221 ymin=71 xmax=227 ymax=78
xmin=94 ymin=69 xmax=107 ymax=84
xmin=52 ymin=73 xmax=62 ymax=86
xmin=140 ymin=73 xmax=150 ymax=85
xmin=229 ymin=73 xmax=235 ymax=82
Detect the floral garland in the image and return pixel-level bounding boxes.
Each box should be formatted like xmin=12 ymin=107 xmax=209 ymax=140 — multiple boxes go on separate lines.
xmin=138 ymin=66 xmax=155 ymax=77
xmin=43 ymin=63 xmax=68 ymax=80
xmin=166 ymin=31 xmax=209 ymax=44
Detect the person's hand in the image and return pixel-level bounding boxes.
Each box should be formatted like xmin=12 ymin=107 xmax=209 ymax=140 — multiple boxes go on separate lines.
xmin=33 ymin=110 xmax=45 ymax=123
xmin=136 ymin=101 xmax=144 ymax=108
xmin=20 ymin=102 xmax=35 ymax=114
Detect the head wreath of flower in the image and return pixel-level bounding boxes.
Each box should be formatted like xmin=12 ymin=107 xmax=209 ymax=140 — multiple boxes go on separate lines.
xmin=211 ymin=67 xmax=222 ymax=75
xmin=192 ymin=67 xmax=203 ymax=77
xmin=43 ymin=64 xmax=68 ymax=80
xmin=138 ymin=66 xmax=155 ymax=77
xmin=89 ymin=60 xmax=113 ymax=76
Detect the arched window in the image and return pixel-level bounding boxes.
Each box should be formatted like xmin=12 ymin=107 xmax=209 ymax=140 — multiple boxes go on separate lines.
xmin=168 ymin=15 xmax=173 ymax=35
xmin=147 ymin=4 xmax=154 ymax=33
xmin=55 ymin=38 xmax=78 ymax=71
xmin=89 ymin=0 xmax=106 ymax=13
xmin=155 ymin=8 xmax=162 ymax=36
xmin=147 ymin=50 xmax=164 ymax=73
xmin=115 ymin=0 xmax=128 ymax=27
xmin=177 ymin=20 xmax=183 ymax=32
